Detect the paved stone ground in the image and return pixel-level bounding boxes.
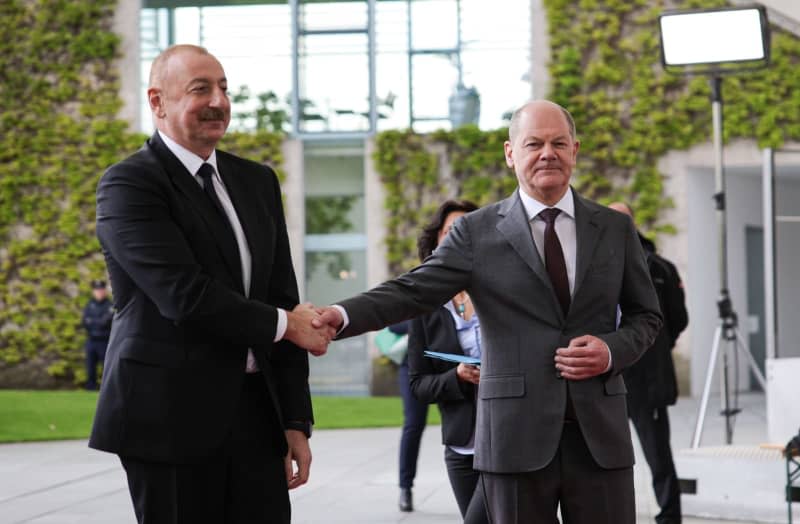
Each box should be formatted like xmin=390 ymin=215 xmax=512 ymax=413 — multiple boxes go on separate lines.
xmin=0 ymin=392 xmax=791 ymax=523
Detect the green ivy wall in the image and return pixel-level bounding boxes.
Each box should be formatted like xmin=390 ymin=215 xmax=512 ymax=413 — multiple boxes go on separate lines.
xmin=0 ymin=0 xmax=283 ymax=387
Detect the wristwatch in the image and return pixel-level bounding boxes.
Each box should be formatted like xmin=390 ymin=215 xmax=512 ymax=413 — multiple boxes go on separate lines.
xmin=284 ymin=420 xmax=312 ymax=438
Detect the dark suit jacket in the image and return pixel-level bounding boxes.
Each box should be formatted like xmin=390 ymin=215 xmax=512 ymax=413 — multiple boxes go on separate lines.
xmin=339 ymin=189 xmax=662 ymax=473
xmin=89 ymin=132 xmax=311 ymax=464
xmin=408 ymin=308 xmax=477 ymax=447
xmin=624 ymin=237 xmax=688 ymax=409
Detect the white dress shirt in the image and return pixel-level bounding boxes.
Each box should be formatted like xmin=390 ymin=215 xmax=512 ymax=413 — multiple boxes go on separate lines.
xmin=518 ymin=187 xmax=612 ymax=370
xmin=158 ymin=131 xmax=287 ymax=371
xmin=518 ymin=188 xmax=577 ymax=296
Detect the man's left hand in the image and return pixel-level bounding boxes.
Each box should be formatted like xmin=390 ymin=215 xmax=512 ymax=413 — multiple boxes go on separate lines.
xmin=554 ymin=335 xmax=610 ymax=380
xmin=284 ymin=429 xmax=311 ymax=489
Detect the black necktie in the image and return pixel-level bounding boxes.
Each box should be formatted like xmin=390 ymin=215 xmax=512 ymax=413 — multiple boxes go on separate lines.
xmin=197 ymin=163 xmax=228 ymax=219
xmin=196 ymin=163 xmax=242 ymax=265
xmin=539 ymin=208 xmax=570 ymax=315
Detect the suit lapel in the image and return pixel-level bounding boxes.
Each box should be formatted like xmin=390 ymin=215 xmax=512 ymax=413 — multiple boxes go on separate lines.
xmin=572 ymin=191 xmax=603 ymax=298
xmin=495 ymin=191 xmax=555 ymax=296
xmin=147 ymin=133 xmax=244 ymax=293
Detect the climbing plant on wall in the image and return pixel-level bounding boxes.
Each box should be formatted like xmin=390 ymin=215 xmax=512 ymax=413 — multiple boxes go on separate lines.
xmin=544 ymin=0 xmax=800 ymax=227
xmin=0 ymin=0 xmax=285 ymax=387
xmin=373 ymin=0 xmax=800 ymax=274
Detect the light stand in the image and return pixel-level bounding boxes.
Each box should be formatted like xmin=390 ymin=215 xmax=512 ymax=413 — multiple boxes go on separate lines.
xmin=691 ymin=77 xmax=768 ymax=447
xmin=658 ymin=5 xmax=771 ymax=448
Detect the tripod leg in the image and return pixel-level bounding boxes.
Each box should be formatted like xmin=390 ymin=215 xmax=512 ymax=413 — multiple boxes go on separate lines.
xmin=733 ymin=328 xmax=767 ymax=391
xmin=692 ymin=326 xmax=724 ymax=449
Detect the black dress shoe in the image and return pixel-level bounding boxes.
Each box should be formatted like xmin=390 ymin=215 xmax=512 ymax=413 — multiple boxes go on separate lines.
xmin=398 ymin=487 xmax=413 ymax=512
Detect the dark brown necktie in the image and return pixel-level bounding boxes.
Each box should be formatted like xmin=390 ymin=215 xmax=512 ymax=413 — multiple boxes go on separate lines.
xmin=540 ymin=208 xmax=577 ymax=421
xmin=539 ymin=208 xmax=570 ymax=315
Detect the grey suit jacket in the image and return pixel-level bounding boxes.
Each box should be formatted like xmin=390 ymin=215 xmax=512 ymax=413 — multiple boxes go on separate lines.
xmin=339 ymin=188 xmax=661 ymax=473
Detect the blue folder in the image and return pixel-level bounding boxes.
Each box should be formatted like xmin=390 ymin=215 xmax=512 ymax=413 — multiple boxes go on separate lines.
xmin=423 ymin=350 xmax=480 ymax=366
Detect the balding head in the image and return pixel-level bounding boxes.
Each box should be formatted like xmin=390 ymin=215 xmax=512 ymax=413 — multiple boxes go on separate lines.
xmin=149 ymin=44 xmax=213 ymax=90
xmin=508 ymin=100 xmax=576 ymax=143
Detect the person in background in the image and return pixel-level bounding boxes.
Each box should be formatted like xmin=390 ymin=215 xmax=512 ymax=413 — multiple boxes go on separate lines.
xmin=389 ymin=319 xmax=427 ymax=512
xmin=81 ymin=279 xmax=113 ymax=390
xmin=609 ymin=201 xmax=689 ymax=524
xmin=407 ymin=199 xmax=487 ymax=523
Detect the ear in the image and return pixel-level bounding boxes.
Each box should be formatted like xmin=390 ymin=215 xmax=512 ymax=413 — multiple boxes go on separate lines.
xmin=503 ymin=141 xmax=514 ymax=168
xmin=147 ymin=88 xmax=165 ymax=118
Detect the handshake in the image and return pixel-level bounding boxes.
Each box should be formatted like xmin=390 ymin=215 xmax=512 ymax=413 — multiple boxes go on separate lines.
xmin=284 ymin=303 xmax=345 ymax=356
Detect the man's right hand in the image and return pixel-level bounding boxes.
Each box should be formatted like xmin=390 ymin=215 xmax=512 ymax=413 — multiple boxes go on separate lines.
xmin=311 ymin=306 xmax=344 ymax=332
xmin=285 ymin=303 xmax=335 ymax=356
xmin=456 ymin=363 xmax=480 ymax=385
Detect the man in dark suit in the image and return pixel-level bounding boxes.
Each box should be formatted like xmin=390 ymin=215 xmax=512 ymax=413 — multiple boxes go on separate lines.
xmin=314 ymin=100 xmax=662 ymax=523
xmin=610 ymin=202 xmax=689 ymax=524
xmin=89 ymin=44 xmax=332 ymax=524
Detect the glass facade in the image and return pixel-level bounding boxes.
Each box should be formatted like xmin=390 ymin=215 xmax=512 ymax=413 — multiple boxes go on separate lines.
xmin=303 ymin=144 xmax=368 ymax=395
xmin=139 ymin=0 xmax=531 ymax=134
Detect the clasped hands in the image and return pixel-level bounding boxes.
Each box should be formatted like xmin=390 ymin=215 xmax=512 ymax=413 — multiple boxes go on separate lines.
xmin=284 ymin=303 xmax=345 ymax=356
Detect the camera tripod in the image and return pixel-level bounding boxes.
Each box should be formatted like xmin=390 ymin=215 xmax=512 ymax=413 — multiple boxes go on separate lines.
xmin=691 ymin=290 xmax=767 ymax=448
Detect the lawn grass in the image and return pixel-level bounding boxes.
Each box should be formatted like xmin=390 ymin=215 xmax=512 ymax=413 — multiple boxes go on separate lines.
xmin=0 ymin=390 xmax=440 ymax=443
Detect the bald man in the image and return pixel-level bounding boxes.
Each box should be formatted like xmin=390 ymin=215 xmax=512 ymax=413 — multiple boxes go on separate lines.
xmin=89 ymin=45 xmax=333 ymax=524
xmin=314 ymin=101 xmax=662 ymax=523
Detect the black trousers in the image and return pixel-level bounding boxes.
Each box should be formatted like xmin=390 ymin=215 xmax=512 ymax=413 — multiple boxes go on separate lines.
xmin=629 ymin=403 xmax=682 ymax=524
xmin=481 ymin=422 xmax=634 ymax=524
xmin=120 ymin=374 xmax=289 ymax=524
xmin=85 ymin=339 xmax=107 ymax=389
xmin=399 ymin=361 xmax=428 ymax=489
xmin=444 ymin=447 xmax=488 ymax=523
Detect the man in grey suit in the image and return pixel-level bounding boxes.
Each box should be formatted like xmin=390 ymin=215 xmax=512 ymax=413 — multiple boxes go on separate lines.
xmin=315 ymin=100 xmax=662 ymax=523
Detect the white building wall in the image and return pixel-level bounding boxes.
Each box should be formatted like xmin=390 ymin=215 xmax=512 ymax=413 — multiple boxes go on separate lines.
xmin=112 ymin=0 xmax=141 ymax=129
xmin=662 ymin=141 xmax=800 ymax=396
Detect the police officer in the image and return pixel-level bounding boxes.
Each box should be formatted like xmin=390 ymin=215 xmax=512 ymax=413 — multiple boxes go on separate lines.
xmin=81 ymin=280 xmax=113 ymax=390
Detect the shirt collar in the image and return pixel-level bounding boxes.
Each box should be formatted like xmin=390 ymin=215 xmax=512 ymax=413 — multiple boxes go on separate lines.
xmin=518 ymin=186 xmax=575 ymax=222
xmin=158 ymin=130 xmax=219 ymax=177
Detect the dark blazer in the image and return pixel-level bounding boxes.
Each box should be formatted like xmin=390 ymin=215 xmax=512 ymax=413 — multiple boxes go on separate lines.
xmin=338 ymin=189 xmax=662 ymax=473
xmin=89 ymin=132 xmax=311 ymax=464
xmin=624 ymin=237 xmax=688 ymax=408
xmin=408 ymin=308 xmax=477 ymax=447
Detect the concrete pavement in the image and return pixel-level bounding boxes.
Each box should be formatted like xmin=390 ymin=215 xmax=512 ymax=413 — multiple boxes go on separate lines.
xmin=0 ymin=392 xmax=791 ymax=523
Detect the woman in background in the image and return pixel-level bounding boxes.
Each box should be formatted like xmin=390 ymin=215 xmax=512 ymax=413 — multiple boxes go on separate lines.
xmin=407 ymin=199 xmax=487 ymax=523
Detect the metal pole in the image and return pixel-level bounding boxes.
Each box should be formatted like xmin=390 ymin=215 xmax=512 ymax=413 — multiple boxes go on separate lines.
xmin=367 ymin=0 xmax=377 ymax=133
xmin=711 ymin=76 xmax=727 ymax=299
xmin=290 ymin=0 xmax=300 ymax=135
xmin=763 ymin=148 xmax=778 ymax=359
xmin=723 ymin=346 xmax=733 ymax=444
xmin=455 ymin=0 xmax=463 ymax=87
xmin=406 ymin=0 xmax=414 ymax=129
xmin=692 ymin=327 xmax=723 ymax=448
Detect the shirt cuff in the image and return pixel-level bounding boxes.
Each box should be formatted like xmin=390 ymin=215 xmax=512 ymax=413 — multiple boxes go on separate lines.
xmin=274 ymin=308 xmax=287 ymax=342
xmin=332 ymin=304 xmax=349 ymax=334
xmin=604 ymin=342 xmax=613 ymax=373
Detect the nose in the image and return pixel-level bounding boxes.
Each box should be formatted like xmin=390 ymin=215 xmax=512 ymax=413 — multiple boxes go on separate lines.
xmin=210 ymin=86 xmax=229 ymax=108
xmin=540 ymin=141 xmax=556 ymax=160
